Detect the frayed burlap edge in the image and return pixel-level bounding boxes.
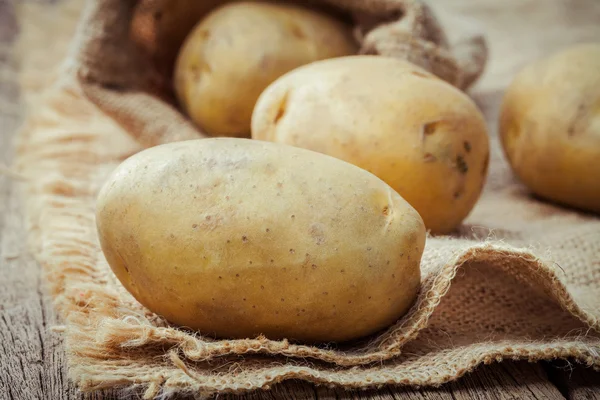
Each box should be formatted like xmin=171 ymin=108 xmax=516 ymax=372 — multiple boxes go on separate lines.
xmin=72 ymin=341 xmax=600 ymax=399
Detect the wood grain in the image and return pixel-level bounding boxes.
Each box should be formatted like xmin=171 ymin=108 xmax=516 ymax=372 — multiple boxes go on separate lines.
xmin=545 ymin=362 xmax=600 ymax=400
xmin=0 ymin=2 xmax=75 ymax=399
xmin=1 ymin=0 xmax=599 ymax=399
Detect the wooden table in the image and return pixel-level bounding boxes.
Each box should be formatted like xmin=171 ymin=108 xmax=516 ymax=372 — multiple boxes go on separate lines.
xmin=1 ymin=0 xmax=599 ymax=398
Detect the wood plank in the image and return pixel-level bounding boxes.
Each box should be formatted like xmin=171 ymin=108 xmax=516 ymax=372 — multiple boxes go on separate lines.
xmin=545 ymin=362 xmax=600 ymax=400
xmin=0 ymin=1 xmax=77 ymax=399
xmin=446 ymin=362 xmax=564 ymax=400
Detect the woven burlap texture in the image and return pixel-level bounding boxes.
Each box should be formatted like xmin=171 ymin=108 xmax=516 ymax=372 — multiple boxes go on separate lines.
xmin=14 ymin=0 xmax=600 ymax=398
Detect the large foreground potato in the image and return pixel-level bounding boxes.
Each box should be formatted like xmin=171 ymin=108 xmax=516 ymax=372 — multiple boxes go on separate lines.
xmin=252 ymin=56 xmax=490 ymax=234
xmin=96 ymin=139 xmax=425 ymax=343
xmin=174 ymin=1 xmax=357 ymax=138
xmin=500 ymin=44 xmax=600 ymax=213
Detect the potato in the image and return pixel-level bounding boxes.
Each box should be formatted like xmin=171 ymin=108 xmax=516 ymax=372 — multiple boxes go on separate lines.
xmin=252 ymin=56 xmax=490 ymax=234
xmin=174 ymin=1 xmax=357 ymax=138
xmin=96 ymin=138 xmax=425 ymax=343
xmin=499 ymin=44 xmax=600 ymax=213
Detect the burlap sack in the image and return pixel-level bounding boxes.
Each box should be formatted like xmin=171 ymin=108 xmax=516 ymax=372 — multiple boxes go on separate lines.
xmin=72 ymin=0 xmax=487 ymax=147
xmin=14 ymin=0 xmax=600 ymax=398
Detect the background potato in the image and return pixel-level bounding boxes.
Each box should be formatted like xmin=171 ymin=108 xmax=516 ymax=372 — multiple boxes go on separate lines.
xmin=252 ymin=56 xmax=490 ymax=234
xmin=499 ymin=43 xmax=600 ymax=213
xmin=174 ymin=1 xmax=358 ymax=138
xmin=96 ymin=138 xmax=425 ymax=343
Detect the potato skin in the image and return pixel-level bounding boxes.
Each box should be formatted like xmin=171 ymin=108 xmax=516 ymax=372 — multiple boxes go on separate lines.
xmin=499 ymin=44 xmax=600 ymax=213
xmin=96 ymin=138 xmax=425 ymax=343
xmin=252 ymin=56 xmax=490 ymax=234
xmin=174 ymin=1 xmax=357 ymax=138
